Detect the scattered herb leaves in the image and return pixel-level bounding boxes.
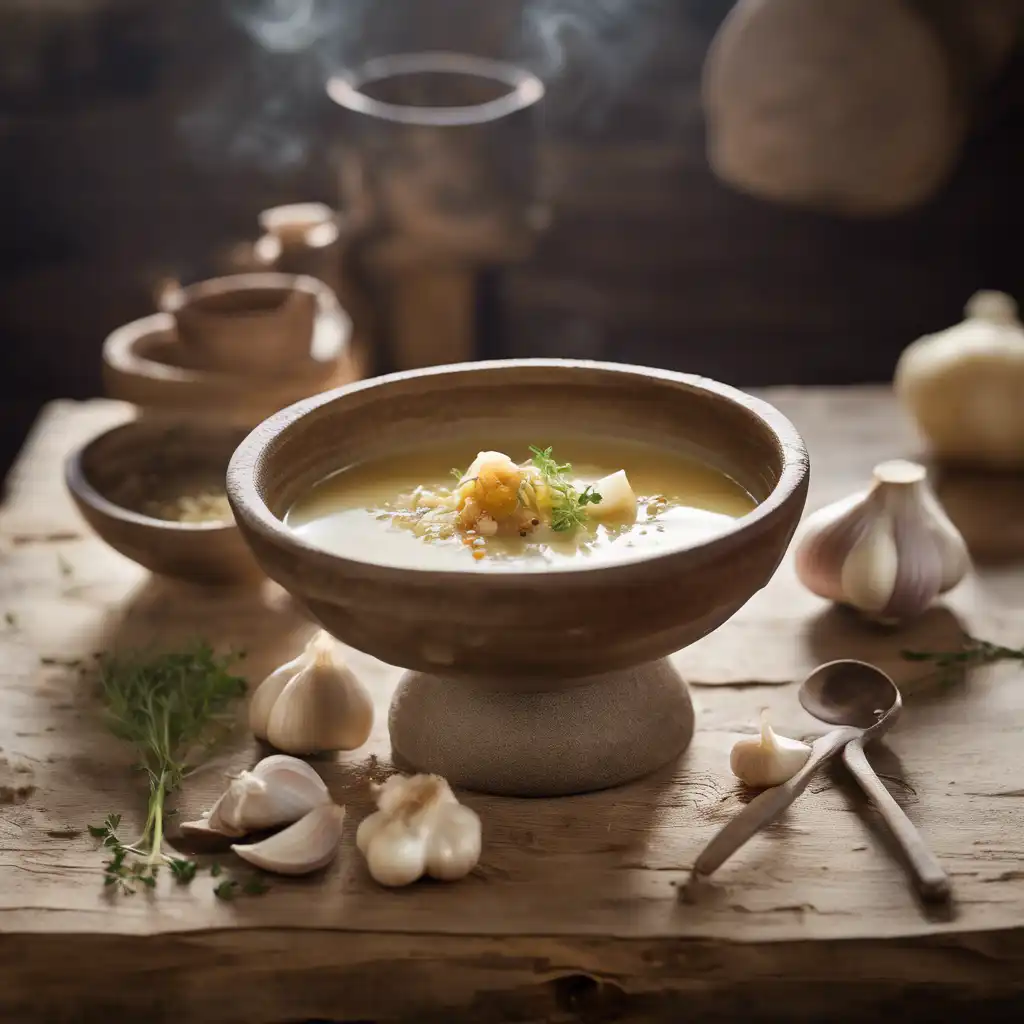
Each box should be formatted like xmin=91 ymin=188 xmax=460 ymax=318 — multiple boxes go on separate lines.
xmin=210 ymin=862 xmax=223 ymax=877
xmin=528 ymin=446 xmax=603 ymax=532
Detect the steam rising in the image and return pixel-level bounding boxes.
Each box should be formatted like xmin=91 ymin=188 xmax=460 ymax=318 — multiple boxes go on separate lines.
xmin=179 ymin=0 xmax=671 ymax=173
xmin=517 ymin=0 xmax=671 ymax=126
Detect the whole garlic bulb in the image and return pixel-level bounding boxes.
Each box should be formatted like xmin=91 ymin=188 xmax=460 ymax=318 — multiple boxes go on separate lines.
xmin=730 ymin=710 xmax=811 ymax=788
xmin=356 ymin=773 xmax=482 ymax=888
xmin=895 ymin=291 xmax=1024 ymax=469
xmin=252 ymin=632 xmax=375 ymax=755
xmin=795 ymin=459 xmax=969 ymax=623
xmin=181 ymin=754 xmax=330 ymax=837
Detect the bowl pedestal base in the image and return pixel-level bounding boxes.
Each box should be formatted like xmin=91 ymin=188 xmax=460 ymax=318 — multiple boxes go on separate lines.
xmin=388 ymin=658 xmax=695 ymax=796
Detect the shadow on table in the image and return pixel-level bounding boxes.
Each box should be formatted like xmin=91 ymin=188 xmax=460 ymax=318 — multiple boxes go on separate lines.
xmin=96 ymin=574 xmax=317 ymax=687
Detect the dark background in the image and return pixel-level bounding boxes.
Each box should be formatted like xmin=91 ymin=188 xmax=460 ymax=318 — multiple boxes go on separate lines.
xmin=2 ymin=0 xmax=1022 ymax=478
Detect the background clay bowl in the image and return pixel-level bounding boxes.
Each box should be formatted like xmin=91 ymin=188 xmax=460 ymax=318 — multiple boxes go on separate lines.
xmin=66 ymin=418 xmax=264 ymax=586
xmin=159 ymin=272 xmax=325 ymax=376
xmin=227 ymin=360 xmax=809 ymax=687
xmin=102 ymin=297 xmax=355 ymax=428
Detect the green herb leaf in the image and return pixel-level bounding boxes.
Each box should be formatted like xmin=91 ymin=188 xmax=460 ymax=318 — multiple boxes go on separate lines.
xmin=214 ymin=879 xmax=239 ymax=901
xmin=168 ymin=858 xmax=198 ymax=884
xmin=528 ymin=446 xmax=603 ymax=533
xmin=242 ymin=876 xmax=271 ymax=896
xmin=87 ymin=823 xmax=109 ymax=839
xmin=210 ymin=863 xmax=223 ymax=877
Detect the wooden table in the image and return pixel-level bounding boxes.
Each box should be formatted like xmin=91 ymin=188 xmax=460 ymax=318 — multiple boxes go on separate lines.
xmin=1 ymin=389 xmax=1023 ymax=1023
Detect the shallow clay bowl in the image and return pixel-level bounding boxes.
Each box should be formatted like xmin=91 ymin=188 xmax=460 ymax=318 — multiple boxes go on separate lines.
xmin=227 ymin=360 xmax=809 ymax=685
xmin=102 ymin=302 xmax=354 ymax=427
xmin=66 ymin=419 xmax=263 ymax=586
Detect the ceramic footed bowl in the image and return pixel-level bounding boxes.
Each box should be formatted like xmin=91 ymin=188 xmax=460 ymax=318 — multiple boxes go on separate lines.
xmin=227 ymin=360 xmax=809 ymax=689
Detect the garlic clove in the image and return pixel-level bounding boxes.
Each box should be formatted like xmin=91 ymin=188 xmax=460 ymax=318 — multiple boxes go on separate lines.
xmin=203 ymin=755 xmax=331 ymax=836
xmin=363 ymin=815 xmax=428 ymax=887
xmin=265 ymin=636 xmax=374 ymax=755
xmin=794 ymin=459 xmax=969 ymax=623
xmin=424 ymin=803 xmax=482 ymax=882
xmin=231 ymin=801 xmax=346 ymax=876
xmin=180 ymin=816 xmax=237 ymax=838
xmin=730 ymin=710 xmax=811 ymax=788
xmin=249 ymin=635 xmax=320 ymax=740
xmin=839 ymin=514 xmax=899 ymax=615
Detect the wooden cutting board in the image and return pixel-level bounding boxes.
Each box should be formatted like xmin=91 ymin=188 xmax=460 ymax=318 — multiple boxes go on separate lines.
xmin=1 ymin=389 xmax=1022 ymax=1023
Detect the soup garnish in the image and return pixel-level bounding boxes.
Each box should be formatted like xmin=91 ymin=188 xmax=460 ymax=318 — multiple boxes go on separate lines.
xmin=287 ymin=437 xmax=755 ymax=570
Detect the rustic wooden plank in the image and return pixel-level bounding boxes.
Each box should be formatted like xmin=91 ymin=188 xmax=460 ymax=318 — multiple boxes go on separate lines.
xmin=0 ymin=391 xmax=1023 ymax=1022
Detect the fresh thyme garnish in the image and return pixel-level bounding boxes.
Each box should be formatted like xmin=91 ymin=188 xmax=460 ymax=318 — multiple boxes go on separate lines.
xmin=902 ymin=633 xmax=1024 ymax=685
xmin=450 ymin=467 xmax=465 ymax=482
xmin=528 ymin=445 xmax=603 ymax=532
xmin=90 ymin=642 xmax=247 ymax=892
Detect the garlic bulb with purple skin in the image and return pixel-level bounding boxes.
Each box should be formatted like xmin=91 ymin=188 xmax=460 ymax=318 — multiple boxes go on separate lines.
xmin=794 ymin=460 xmax=969 ymax=624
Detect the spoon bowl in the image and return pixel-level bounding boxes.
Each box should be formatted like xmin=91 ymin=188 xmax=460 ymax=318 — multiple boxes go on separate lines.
xmin=799 ymin=658 xmax=902 ymax=730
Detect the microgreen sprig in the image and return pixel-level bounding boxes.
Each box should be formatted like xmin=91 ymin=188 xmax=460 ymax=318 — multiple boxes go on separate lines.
xmin=528 ymin=445 xmax=602 ymax=532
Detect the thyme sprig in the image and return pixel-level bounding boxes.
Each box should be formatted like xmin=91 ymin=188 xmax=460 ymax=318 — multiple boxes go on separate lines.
xmin=90 ymin=643 xmax=248 ymax=892
xmin=901 ymin=633 xmax=1024 ymax=685
xmin=528 ymin=445 xmax=603 ymax=532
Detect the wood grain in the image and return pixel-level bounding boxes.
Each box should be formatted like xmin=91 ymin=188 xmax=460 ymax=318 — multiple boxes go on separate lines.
xmin=1 ymin=390 xmax=1023 ymax=1022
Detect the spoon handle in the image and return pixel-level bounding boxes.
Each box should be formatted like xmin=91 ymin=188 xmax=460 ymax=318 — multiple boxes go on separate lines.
xmin=842 ymin=738 xmax=951 ymax=903
xmin=693 ymin=727 xmax=853 ymax=879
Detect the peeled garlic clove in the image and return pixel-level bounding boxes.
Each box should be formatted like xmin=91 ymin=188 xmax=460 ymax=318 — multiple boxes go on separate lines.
xmin=265 ymin=634 xmax=374 ymax=755
xmin=424 ymin=803 xmax=482 ymax=882
xmin=586 ymin=469 xmax=637 ymax=522
xmin=730 ymin=710 xmax=811 ymax=788
xmin=231 ymin=802 xmax=346 ymax=876
xmin=794 ymin=459 xmax=969 ymax=623
xmin=203 ymin=755 xmax=330 ymax=835
xmin=249 ymin=635 xmax=319 ymax=740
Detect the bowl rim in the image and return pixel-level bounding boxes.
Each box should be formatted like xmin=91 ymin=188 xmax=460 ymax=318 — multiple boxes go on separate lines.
xmin=326 ymin=51 xmax=545 ymax=128
xmin=227 ymin=359 xmax=809 ymax=583
xmin=65 ymin=419 xmax=245 ymax=535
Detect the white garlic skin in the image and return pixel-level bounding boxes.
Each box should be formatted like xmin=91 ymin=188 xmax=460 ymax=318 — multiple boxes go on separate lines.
xmin=895 ymin=291 xmax=1024 ymax=469
xmin=262 ymin=633 xmax=374 ymax=755
xmin=356 ymin=774 xmax=482 ymax=888
xmin=231 ymin=801 xmax=346 ymax=876
xmin=730 ymin=712 xmax=811 ymax=788
xmin=794 ymin=459 xmax=969 ymax=623
xmin=183 ymin=755 xmax=330 ymax=837
xmin=249 ymin=639 xmax=315 ymax=741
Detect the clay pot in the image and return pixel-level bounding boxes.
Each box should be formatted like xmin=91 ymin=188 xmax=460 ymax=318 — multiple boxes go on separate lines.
xmin=161 ymin=273 xmax=321 ymax=376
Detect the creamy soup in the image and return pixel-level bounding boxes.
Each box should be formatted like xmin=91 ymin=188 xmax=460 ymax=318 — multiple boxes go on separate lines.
xmin=287 ymin=437 xmax=755 ymax=571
